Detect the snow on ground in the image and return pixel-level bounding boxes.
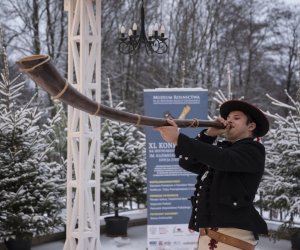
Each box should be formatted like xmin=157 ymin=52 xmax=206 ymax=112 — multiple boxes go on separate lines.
xmin=32 ymin=223 xmax=291 ymax=250
xmin=31 ymin=225 xmax=146 ymax=250
xmin=30 ymin=209 xmax=293 ymax=250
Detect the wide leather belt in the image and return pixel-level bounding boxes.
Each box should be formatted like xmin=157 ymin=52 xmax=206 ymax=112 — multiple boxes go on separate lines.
xmin=200 ymin=228 xmax=255 ymax=250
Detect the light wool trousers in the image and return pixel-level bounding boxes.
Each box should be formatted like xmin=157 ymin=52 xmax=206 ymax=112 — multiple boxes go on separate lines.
xmin=197 ymin=228 xmax=258 ymax=250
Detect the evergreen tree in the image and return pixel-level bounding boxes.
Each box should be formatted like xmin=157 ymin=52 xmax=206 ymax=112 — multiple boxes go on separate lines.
xmin=100 ymin=102 xmax=146 ymax=216
xmin=46 ymin=99 xmax=67 ymax=166
xmin=260 ymin=90 xmax=300 ymax=225
xmin=0 ymin=31 xmax=65 ymax=241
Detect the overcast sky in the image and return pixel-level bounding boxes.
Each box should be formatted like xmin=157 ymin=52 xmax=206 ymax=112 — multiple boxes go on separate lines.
xmin=284 ymin=0 xmax=300 ymax=4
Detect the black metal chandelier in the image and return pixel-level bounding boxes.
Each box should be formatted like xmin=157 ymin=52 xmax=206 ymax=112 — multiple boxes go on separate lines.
xmin=118 ymin=0 xmax=168 ymax=55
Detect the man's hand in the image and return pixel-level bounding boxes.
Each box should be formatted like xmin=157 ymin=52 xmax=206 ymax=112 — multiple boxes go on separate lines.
xmin=154 ymin=119 xmax=179 ymax=145
xmin=206 ymin=117 xmax=228 ymax=137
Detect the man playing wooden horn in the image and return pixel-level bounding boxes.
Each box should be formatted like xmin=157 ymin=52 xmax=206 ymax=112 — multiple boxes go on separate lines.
xmin=155 ymin=100 xmax=269 ymax=250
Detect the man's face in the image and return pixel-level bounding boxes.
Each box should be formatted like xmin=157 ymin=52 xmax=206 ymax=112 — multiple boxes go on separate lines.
xmin=224 ymin=111 xmax=256 ymax=142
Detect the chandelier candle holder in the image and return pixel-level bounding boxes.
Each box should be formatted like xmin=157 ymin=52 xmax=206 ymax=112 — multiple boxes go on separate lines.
xmin=118 ymin=0 xmax=168 ymax=55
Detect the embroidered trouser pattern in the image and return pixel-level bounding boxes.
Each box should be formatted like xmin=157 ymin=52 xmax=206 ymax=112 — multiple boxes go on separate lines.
xmin=197 ymin=228 xmax=257 ymax=250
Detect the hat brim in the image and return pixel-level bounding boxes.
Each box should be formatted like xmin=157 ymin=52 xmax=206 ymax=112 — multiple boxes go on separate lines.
xmin=220 ymin=100 xmax=269 ymax=137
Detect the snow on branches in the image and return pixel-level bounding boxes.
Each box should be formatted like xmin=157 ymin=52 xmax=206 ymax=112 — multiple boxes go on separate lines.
xmin=260 ymin=90 xmax=300 ymax=223
xmin=0 ymin=30 xmax=65 ymax=241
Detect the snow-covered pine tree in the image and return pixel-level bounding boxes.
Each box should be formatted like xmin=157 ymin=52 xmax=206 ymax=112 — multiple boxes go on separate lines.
xmin=100 ymin=102 xmax=146 ymax=216
xmin=260 ymin=90 xmax=300 ymax=227
xmin=46 ymin=99 xmax=67 ymax=166
xmin=0 ymin=31 xmax=65 ymax=242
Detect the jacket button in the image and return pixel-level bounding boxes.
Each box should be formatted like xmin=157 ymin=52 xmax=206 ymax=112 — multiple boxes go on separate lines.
xmin=233 ymin=202 xmax=237 ymax=206
xmin=179 ymin=155 xmax=182 ymax=159
xmin=185 ymin=157 xmax=189 ymax=160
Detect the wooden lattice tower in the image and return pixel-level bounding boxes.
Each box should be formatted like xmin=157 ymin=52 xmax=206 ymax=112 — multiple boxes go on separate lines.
xmin=63 ymin=0 xmax=101 ymax=249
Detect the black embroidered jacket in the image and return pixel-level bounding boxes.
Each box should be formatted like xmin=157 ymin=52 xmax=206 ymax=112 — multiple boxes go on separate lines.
xmin=175 ymin=130 xmax=268 ymax=236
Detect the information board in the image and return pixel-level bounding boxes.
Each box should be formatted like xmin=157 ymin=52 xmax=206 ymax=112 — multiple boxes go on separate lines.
xmin=144 ymin=88 xmax=208 ymax=250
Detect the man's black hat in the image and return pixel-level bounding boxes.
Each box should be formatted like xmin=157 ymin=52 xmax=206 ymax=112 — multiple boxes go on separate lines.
xmin=220 ymin=100 xmax=269 ymax=137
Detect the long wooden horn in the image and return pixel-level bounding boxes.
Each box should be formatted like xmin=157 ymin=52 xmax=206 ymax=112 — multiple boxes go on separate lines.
xmin=16 ymin=55 xmax=224 ymax=129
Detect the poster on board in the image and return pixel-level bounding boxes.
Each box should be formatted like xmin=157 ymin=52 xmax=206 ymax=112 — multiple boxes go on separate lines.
xmin=143 ymin=88 xmax=208 ymax=250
